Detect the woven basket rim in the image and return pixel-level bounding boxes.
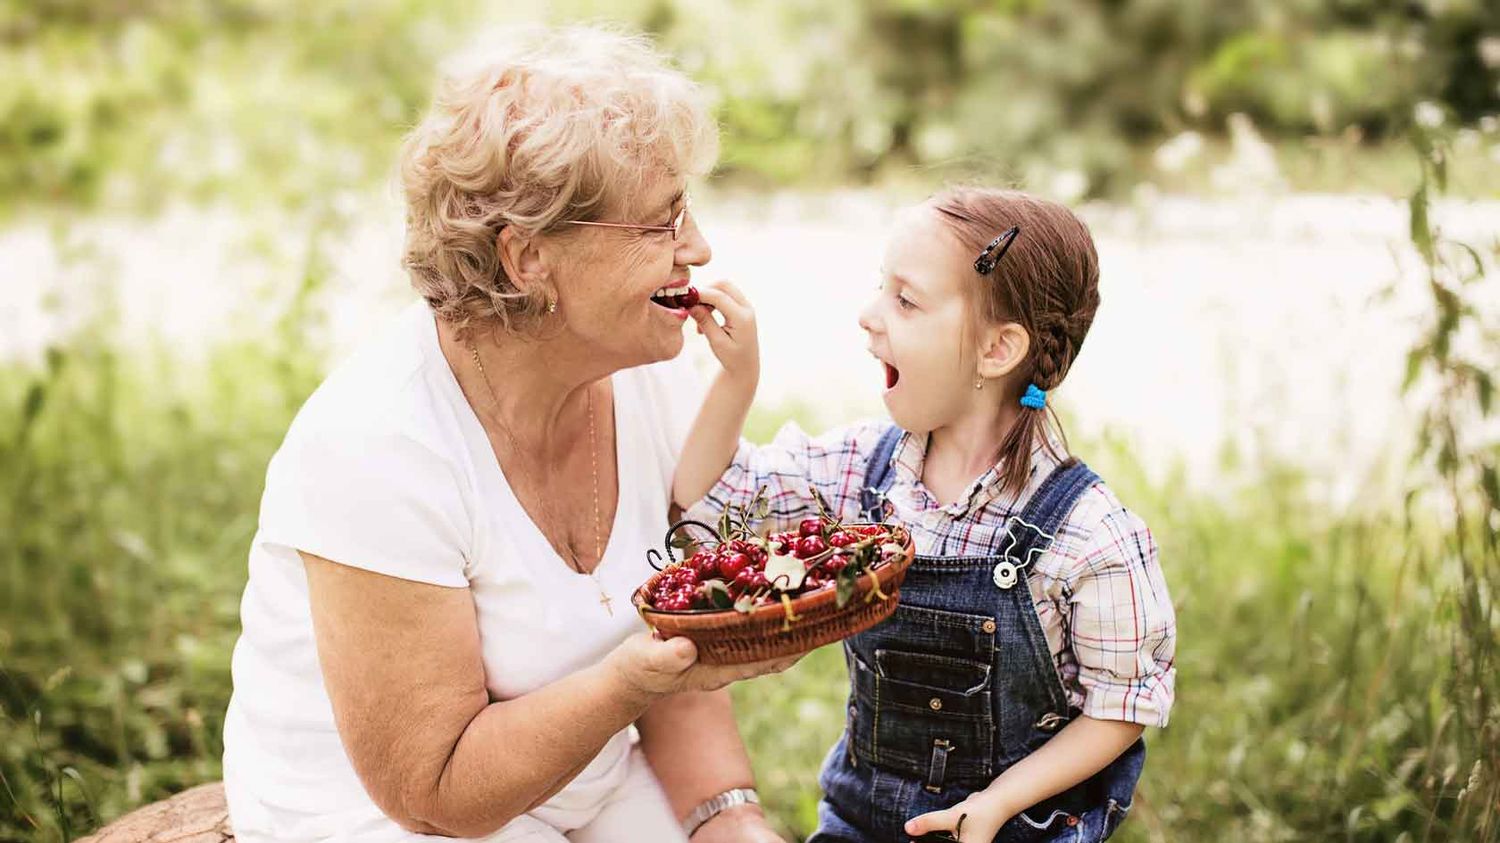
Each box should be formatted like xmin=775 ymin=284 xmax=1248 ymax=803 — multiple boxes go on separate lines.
xmin=631 ymin=525 xmax=914 ymax=631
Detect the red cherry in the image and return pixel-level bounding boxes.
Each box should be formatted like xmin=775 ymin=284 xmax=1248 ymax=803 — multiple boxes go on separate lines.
xmin=795 ymin=535 xmax=828 ymax=558
xmin=859 ymin=525 xmax=885 ymax=536
xmin=677 ymin=287 xmax=701 ymax=309
xmin=828 ymin=531 xmax=858 ymax=548
xmin=825 ymin=553 xmax=851 ymax=573
xmin=718 ymin=551 xmax=751 ymax=580
xmin=732 ymin=567 xmax=760 ymax=590
xmin=798 ymin=518 xmax=824 ymax=538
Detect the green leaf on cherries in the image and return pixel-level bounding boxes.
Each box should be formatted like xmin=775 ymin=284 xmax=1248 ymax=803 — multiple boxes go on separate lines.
xmin=835 ymin=566 xmax=858 ymax=609
xmin=702 ymin=579 xmax=735 ymax=609
xmin=763 ymin=550 xmax=806 ymax=592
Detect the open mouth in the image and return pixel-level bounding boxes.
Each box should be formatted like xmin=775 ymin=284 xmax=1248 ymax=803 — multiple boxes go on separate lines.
xmin=650 ymin=283 xmax=700 ymax=310
xmin=883 ymin=362 xmax=900 ymax=390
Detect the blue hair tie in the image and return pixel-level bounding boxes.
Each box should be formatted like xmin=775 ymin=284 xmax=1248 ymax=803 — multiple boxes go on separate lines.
xmin=1020 ymin=384 xmax=1047 ymax=409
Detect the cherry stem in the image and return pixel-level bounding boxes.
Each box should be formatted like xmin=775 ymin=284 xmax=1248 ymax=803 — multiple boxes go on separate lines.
xmin=661 ymin=518 xmax=725 ymax=565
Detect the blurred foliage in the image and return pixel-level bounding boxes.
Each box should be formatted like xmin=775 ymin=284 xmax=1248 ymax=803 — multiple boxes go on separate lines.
xmin=1 ymin=0 xmax=1496 ymax=216
xmin=2 ymin=1 xmax=1499 ymax=841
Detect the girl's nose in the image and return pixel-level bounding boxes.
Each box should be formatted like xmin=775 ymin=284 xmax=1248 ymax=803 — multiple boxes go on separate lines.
xmin=857 ymin=298 xmax=881 ymax=334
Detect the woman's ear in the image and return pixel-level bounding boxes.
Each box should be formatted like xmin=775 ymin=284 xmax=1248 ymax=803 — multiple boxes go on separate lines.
xmin=496 ymin=226 xmax=551 ymax=297
xmin=976 ymin=322 xmax=1030 ymax=381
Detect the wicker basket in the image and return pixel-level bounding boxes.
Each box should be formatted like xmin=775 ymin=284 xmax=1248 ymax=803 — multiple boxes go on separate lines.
xmin=631 ymin=527 xmax=915 ymax=665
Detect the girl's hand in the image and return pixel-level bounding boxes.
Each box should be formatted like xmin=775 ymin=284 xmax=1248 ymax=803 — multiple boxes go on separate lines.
xmin=904 ymin=791 xmax=1011 ymax=843
xmin=690 ymin=281 xmax=759 ymax=387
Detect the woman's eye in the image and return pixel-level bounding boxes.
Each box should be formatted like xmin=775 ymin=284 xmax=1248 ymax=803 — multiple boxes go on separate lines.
xmin=896 ymin=294 xmax=917 ymax=311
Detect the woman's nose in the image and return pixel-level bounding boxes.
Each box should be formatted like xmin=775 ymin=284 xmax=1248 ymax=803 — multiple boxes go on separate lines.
xmin=675 ymin=212 xmax=712 ymax=267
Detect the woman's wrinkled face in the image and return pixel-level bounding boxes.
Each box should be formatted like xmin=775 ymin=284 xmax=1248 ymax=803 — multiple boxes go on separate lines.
xmin=858 ymin=204 xmax=984 ymax=434
xmin=547 ymin=175 xmax=709 ymax=368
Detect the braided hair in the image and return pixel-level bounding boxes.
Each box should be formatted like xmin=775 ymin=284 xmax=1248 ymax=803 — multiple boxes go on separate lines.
xmin=932 ymin=187 xmax=1101 ymax=495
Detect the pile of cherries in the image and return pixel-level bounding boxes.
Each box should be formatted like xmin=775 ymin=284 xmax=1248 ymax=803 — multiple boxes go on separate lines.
xmin=646 ymin=514 xmax=905 ymax=613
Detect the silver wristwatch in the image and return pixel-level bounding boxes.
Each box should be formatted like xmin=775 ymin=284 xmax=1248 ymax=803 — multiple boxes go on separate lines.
xmin=682 ymin=787 xmax=760 ymax=838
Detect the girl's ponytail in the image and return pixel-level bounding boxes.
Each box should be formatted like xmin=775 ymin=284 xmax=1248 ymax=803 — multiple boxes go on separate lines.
xmin=933 ymin=187 xmax=1101 ymax=496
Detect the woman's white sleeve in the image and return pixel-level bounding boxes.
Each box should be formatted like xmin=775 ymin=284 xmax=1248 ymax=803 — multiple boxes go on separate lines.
xmin=257 ymin=427 xmax=471 ymax=588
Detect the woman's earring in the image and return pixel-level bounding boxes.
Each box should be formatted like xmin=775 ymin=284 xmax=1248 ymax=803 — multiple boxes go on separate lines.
xmin=546 ymin=298 xmax=557 ymax=314
xmin=974 ymin=376 xmax=984 ymax=390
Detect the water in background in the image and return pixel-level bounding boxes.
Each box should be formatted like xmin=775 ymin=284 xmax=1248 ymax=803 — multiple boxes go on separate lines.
xmin=5 ymin=191 xmax=1497 ymax=494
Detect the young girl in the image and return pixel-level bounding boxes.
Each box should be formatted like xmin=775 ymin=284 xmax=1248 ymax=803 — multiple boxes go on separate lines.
xmin=673 ymin=187 xmax=1176 ymax=842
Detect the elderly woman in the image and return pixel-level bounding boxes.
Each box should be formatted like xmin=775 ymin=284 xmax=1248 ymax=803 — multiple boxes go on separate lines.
xmin=222 ymin=27 xmax=792 ymax=843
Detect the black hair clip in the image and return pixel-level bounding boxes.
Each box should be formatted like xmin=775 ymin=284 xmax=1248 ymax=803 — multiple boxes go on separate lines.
xmin=973 ymin=225 xmax=1021 ymax=275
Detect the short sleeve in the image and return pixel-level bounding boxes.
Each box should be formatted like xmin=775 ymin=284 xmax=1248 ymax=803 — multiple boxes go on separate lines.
xmin=257 ymin=426 xmax=472 ymax=588
xmin=1068 ymin=508 xmax=1177 ymax=727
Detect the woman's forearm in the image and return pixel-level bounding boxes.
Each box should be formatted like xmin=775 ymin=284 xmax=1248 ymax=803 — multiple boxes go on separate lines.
xmin=414 ymin=661 xmax=656 ymax=836
xmin=637 ymin=689 xmax=757 ymax=818
xmin=304 ymin=551 xmax=660 ymax=839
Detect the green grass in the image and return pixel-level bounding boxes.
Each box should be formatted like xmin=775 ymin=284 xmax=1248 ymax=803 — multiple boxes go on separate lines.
xmin=1 ymin=324 xmax=1495 ymax=841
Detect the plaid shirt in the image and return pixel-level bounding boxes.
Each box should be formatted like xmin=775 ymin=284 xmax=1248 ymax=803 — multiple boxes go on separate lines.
xmin=690 ymin=419 xmax=1176 ymax=728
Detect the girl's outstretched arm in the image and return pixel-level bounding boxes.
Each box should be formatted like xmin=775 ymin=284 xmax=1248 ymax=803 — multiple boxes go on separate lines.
xmin=673 ymin=281 xmax=760 ymax=509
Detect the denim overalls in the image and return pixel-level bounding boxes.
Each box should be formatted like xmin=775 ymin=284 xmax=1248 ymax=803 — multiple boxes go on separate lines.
xmin=809 ymin=426 xmax=1145 ymax=843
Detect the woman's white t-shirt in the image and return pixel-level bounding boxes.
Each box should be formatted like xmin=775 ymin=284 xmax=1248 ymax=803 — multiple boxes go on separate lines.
xmin=223 ymin=302 xmax=700 ymax=842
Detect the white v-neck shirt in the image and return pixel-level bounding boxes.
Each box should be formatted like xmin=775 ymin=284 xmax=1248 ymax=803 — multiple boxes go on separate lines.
xmin=224 ymin=302 xmax=700 ymax=842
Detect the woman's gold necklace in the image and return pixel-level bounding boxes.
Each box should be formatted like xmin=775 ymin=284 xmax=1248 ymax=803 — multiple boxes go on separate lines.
xmin=467 ymin=342 xmax=612 ymax=615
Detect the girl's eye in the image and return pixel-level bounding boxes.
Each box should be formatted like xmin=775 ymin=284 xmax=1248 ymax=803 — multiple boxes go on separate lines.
xmin=896 ymin=293 xmax=917 ymax=311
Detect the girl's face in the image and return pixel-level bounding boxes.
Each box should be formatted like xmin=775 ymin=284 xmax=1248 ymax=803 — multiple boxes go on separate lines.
xmin=859 ymin=204 xmax=989 ymax=434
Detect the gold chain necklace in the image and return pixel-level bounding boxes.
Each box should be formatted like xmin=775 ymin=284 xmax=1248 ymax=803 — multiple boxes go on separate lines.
xmin=467 ymin=342 xmax=612 ymax=615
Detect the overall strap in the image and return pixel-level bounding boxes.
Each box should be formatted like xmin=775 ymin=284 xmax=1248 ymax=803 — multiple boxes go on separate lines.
xmin=1003 ymin=459 xmax=1100 ymax=570
xmin=858 ymin=424 xmax=904 ymax=522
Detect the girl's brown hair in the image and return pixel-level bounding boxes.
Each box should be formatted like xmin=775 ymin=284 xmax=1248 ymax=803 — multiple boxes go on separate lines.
xmin=932 ymin=186 xmax=1101 ymax=495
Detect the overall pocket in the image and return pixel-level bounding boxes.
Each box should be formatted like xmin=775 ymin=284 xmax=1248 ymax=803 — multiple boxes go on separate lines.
xmin=850 ymin=647 xmax=994 ymax=789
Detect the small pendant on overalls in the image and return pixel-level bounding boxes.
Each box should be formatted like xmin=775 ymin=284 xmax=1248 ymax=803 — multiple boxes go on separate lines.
xmin=993 ymin=515 xmax=1055 ymax=590
xmin=992 ymin=560 xmax=1019 ymax=589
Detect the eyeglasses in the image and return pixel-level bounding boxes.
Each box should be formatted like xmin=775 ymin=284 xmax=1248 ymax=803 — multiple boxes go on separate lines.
xmin=560 ymin=194 xmax=692 ymax=240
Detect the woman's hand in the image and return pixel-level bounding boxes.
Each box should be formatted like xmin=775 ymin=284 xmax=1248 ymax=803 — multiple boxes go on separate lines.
xmin=690 ymin=281 xmax=759 ymax=388
xmin=904 ymin=790 xmax=1012 ymax=843
xmin=605 ymin=632 xmax=799 ymax=703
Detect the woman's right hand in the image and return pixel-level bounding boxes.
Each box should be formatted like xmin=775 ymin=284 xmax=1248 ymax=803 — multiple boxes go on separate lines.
xmin=606 ymin=631 xmax=800 ymax=701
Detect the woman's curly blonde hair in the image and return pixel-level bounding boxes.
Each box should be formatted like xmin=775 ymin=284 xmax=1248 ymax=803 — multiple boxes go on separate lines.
xmin=399 ymin=25 xmax=719 ymax=334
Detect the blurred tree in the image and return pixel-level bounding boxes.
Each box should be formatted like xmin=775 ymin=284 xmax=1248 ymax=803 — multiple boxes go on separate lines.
xmin=0 ymin=0 xmax=1494 ymax=208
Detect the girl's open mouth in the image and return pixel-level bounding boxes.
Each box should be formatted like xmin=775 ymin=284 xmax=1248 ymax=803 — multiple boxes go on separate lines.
xmin=884 ymin=363 xmax=900 ymax=390
xmin=650 ymin=284 xmax=699 ymax=310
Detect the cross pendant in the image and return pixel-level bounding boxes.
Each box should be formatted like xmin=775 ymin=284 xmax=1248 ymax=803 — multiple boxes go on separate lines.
xmin=599 ymin=591 xmax=614 ymax=616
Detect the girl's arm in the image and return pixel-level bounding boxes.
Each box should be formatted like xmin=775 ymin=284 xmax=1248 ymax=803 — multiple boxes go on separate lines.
xmin=904 ymin=717 xmax=1142 ymax=841
xmin=672 ymin=281 xmax=890 ymax=531
xmin=673 ymin=282 xmax=760 ymax=509
xmin=907 ymin=507 xmax=1175 ymax=841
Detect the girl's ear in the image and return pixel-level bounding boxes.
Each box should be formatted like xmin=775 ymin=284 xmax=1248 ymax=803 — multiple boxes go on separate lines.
xmin=976 ymin=321 xmax=1030 ymax=381
xmin=497 ymin=226 xmax=552 ymax=297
